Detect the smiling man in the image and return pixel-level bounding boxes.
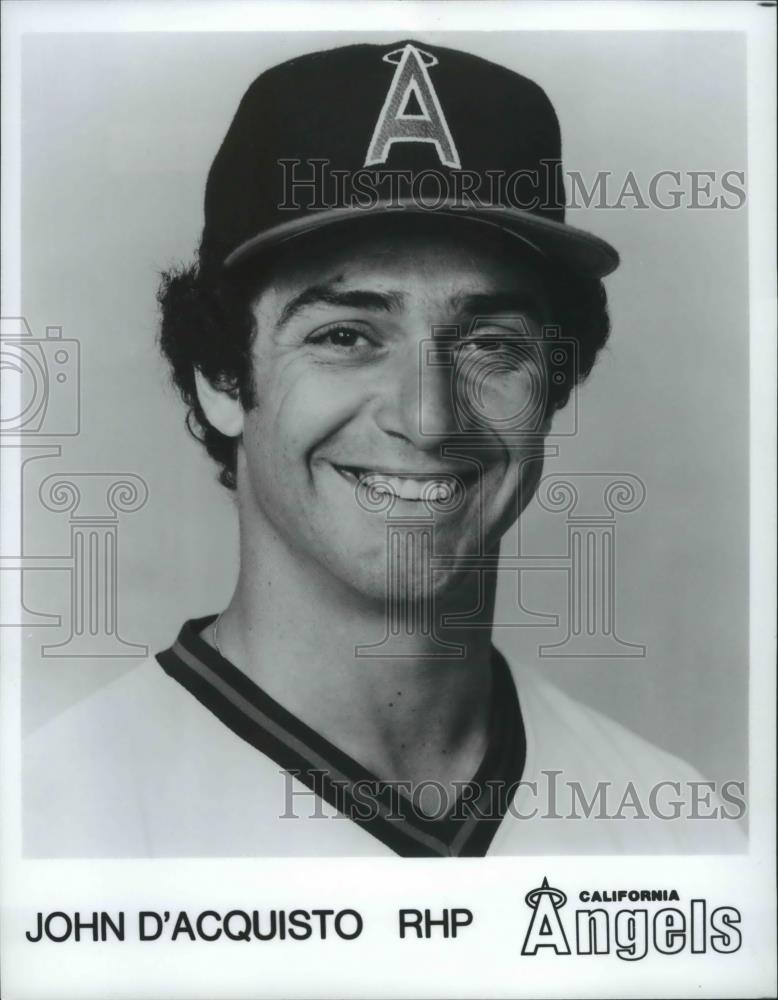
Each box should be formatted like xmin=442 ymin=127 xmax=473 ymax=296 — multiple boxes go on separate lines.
xmin=24 ymin=39 xmax=744 ymax=857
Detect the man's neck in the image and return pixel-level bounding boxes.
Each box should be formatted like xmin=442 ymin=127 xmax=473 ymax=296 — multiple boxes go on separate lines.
xmin=209 ymin=520 xmax=497 ymax=794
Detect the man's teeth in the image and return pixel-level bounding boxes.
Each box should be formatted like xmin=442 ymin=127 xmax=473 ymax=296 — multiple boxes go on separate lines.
xmin=358 ymin=471 xmax=454 ymax=502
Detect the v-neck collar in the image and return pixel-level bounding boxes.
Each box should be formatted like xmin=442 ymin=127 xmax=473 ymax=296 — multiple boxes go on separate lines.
xmin=156 ymin=615 xmax=525 ymax=857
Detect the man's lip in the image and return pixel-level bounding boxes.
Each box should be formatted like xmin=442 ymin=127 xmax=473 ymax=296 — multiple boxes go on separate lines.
xmin=329 ymin=462 xmax=479 ymax=481
xmin=330 ymin=462 xmax=479 ymax=487
xmin=328 ymin=462 xmax=481 ymax=504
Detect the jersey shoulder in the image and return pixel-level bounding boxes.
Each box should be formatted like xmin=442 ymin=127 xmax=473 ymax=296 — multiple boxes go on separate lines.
xmin=22 ymin=656 xmax=389 ymax=859
xmin=512 ymin=659 xmax=702 ymax=785
xmin=24 ymin=658 xmax=189 ymax=856
xmin=490 ymin=652 xmax=746 ymax=855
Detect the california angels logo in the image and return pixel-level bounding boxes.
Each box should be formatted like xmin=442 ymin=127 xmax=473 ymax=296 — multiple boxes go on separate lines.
xmin=365 ymin=44 xmax=461 ymax=169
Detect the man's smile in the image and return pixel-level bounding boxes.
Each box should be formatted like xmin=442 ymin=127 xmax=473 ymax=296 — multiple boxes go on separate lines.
xmin=330 ymin=463 xmax=477 ymax=503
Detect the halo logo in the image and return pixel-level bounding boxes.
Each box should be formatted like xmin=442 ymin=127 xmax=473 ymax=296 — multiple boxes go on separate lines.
xmin=521 ymin=877 xmax=570 ymax=955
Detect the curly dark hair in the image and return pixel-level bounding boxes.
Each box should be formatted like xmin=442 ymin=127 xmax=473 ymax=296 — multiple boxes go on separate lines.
xmin=158 ymin=217 xmax=611 ymax=490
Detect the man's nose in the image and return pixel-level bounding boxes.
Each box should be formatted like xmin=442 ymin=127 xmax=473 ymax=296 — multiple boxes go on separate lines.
xmin=374 ymin=340 xmax=459 ymax=447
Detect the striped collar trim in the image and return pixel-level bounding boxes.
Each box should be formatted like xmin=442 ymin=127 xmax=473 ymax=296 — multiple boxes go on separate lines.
xmin=156 ymin=615 xmax=525 ymax=857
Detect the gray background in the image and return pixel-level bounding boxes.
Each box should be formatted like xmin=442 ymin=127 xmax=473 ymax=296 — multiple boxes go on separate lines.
xmin=19 ymin=30 xmax=748 ymax=786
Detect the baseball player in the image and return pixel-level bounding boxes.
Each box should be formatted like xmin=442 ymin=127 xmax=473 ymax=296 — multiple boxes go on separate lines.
xmin=25 ymin=39 xmax=744 ymax=857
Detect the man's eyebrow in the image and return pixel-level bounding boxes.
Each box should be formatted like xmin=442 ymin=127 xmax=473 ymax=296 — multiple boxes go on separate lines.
xmin=451 ymin=291 xmax=546 ymax=319
xmin=277 ymin=283 xmax=404 ymax=328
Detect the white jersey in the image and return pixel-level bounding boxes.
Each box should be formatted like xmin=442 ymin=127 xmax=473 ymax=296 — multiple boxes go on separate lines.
xmin=24 ymin=617 xmax=745 ymax=858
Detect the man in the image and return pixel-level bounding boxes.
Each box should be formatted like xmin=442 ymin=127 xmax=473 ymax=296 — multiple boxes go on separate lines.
xmin=25 ymin=39 xmax=743 ymax=857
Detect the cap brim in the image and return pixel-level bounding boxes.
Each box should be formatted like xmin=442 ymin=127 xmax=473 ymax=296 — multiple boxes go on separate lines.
xmin=223 ymin=200 xmax=619 ymax=278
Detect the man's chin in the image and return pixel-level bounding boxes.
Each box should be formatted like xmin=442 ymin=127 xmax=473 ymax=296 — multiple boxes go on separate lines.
xmin=321 ymin=553 xmax=477 ymax=609
xmin=310 ymin=516 xmax=502 ymax=604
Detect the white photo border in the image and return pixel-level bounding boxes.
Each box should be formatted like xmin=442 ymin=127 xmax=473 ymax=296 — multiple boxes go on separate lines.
xmin=1 ymin=3 xmax=775 ymax=998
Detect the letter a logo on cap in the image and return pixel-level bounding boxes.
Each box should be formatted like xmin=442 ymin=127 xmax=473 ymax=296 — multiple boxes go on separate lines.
xmin=365 ymin=44 xmax=461 ymax=169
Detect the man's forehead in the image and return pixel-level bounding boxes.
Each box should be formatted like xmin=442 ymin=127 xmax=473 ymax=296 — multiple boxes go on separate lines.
xmin=256 ymin=223 xmax=552 ymax=310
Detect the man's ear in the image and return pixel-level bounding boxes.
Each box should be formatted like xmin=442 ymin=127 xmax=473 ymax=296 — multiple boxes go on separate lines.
xmin=193 ymin=369 xmax=245 ymax=437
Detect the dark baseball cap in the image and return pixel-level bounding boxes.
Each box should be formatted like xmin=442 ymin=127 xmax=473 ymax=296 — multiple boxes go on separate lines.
xmin=202 ymin=39 xmax=619 ymax=277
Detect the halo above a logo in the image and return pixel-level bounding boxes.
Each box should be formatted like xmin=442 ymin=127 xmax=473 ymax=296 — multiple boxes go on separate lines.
xmin=383 ymin=45 xmax=437 ymax=67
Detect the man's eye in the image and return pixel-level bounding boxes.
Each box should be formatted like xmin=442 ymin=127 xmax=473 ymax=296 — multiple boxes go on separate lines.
xmin=309 ymin=325 xmax=371 ymax=349
xmin=461 ymin=338 xmax=503 ymax=352
xmin=458 ymin=338 xmax=524 ymax=357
